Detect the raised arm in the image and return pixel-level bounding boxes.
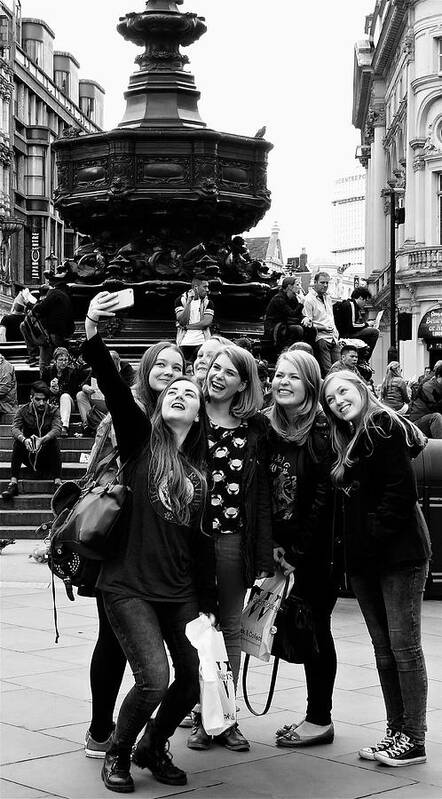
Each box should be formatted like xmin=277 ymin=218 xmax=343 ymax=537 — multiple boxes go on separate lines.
xmin=83 ymin=292 xmax=150 ymax=462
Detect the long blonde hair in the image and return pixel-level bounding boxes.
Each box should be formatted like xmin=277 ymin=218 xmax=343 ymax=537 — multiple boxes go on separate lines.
xmin=321 ymin=369 xmax=426 ymax=486
xmin=266 ymin=350 xmax=322 ymax=446
xmin=380 ymin=360 xmax=401 ymax=399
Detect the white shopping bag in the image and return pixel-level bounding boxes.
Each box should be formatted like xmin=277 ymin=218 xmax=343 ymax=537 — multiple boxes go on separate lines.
xmin=240 ymin=572 xmax=293 ymax=662
xmin=186 ymin=616 xmax=236 ymax=736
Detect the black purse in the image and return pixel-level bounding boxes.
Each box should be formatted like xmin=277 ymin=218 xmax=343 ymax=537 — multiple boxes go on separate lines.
xmin=242 ymin=575 xmax=318 ymax=716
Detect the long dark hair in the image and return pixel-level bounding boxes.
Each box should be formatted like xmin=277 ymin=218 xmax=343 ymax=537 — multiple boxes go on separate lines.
xmin=135 ymin=341 xmax=184 ymax=417
xmin=149 ymin=376 xmax=208 ymax=526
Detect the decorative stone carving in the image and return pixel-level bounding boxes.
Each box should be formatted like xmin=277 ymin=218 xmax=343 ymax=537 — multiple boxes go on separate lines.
xmin=413 ymin=156 xmax=425 ymax=171
xmin=402 ymin=29 xmax=415 ymax=61
xmin=0 ymin=144 xmax=12 ymax=166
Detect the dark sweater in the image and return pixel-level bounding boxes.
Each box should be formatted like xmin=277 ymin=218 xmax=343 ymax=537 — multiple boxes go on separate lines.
xmin=264 ymin=291 xmax=303 ymax=336
xmin=34 ymin=288 xmax=75 ymax=338
xmin=82 ymin=333 xmax=217 ymax=613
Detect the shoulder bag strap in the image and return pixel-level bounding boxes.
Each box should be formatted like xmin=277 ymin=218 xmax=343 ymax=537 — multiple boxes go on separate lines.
xmin=241 ymin=575 xmax=292 ymax=717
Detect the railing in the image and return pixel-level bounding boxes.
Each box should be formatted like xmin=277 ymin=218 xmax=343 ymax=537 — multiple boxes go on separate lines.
xmin=408 ymin=247 xmax=442 ymax=270
xmin=15 ymin=48 xmax=101 ymax=135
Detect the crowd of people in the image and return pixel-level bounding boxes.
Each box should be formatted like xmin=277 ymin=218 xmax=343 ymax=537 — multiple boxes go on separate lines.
xmin=0 ymin=278 xmax=438 ymax=793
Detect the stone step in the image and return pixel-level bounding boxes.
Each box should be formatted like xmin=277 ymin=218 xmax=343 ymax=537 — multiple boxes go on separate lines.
xmin=0 ymin=479 xmax=54 ymax=493
xmin=1 ymin=508 xmax=53 ymax=526
xmin=0 ymin=436 xmax=94 ymax=450
xmin=0 ymin=449 xmax=90 ymax=463
xmin=2 ymin=494 xmax=52 ymax=509
xmin=0 ymin=525 xmax=52 ymax=539
xmin=0 ymin=462 xmax=86 ymax=478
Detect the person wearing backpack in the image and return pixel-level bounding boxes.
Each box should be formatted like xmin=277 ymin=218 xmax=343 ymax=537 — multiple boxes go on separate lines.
xmin=264 ymin=349 xmax=338 ymax=747
xmin=332 ymin=287 xmax=379 ymax=358
xmin=83 ymin=293 xmax=216 ymax=793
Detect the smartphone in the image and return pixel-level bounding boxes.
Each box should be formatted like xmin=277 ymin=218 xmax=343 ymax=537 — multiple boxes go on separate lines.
xmin=111 ymin=288 xmax=134 ymax=311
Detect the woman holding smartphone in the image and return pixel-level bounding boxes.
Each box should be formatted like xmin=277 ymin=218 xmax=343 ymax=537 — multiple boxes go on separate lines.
xmin=83 ymin=292 xmax=217 ymax=793
xmin=321 ymin=370 xmax=431 ymax=767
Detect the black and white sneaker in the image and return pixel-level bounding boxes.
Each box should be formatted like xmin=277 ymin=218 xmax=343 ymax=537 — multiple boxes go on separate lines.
xmin=374 ymin=733 xmax=426 ymax=767
xmin=359 ymin=728 xmax=400 ymax=761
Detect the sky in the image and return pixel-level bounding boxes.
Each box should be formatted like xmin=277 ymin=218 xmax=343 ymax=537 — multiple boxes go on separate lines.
xmin=23 ymin=0 xmax=372 ymax=261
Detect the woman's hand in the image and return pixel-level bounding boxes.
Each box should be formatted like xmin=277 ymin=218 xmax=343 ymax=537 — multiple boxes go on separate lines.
xmin=273 ymin=546 xmax=295 ymax=576
xmin=85 ymin=292 xmax=119 ymax=339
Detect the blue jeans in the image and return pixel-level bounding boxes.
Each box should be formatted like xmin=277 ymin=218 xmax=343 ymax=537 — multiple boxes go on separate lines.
xmin=103 ymin=593 xmax=200 ymax=747
xmin=351 ymin=563 xmax=429 ymax=745
xmin=214 ymin=534 xmax=247 ymax=690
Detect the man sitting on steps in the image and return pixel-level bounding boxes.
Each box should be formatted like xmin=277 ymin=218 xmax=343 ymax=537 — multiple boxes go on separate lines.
xmin=2 ymin=380 xmax=62 ymax=501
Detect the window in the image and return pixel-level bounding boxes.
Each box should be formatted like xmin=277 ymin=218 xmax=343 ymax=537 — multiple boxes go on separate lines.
xmin=80 ymin=96 xmax=95 ymax=120
xmin=25 ymin=145 xmax=45 ymax=196
xmin=54 ymin=70 xmax=70 ymax=95
xmin=24 ymin=38 xmax=43 ymax=66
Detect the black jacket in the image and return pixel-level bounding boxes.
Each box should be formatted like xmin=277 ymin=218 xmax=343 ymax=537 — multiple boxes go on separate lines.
xmin=264 ymin=291 xmax=303 ymax=336
xmin=34 ymin=287 xmax=75 ymax=338
xmin=267 ymin=412 xmax=335 ymax=570
xmin=334 ymin=298 xmax=366 ymax=337
xmin=41 ymin=364 xmax=85 ymax=399
xmin=11 ymin=402 xmax=61 ymax=441
xmin=342 ymin=412 xmax=431 ymax=574
xmin=407 ymin=376 xmax=442 ymax=422
xmin=238 ymin=413 xmax=274 ymax=586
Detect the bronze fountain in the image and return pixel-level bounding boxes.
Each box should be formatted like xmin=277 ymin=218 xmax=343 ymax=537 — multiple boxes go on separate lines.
xmin=53 ymin=0 xmax=275 ymax=319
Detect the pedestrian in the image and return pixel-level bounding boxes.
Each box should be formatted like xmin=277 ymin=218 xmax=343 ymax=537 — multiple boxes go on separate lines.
xmin=30 ymin=278 xmax=75 ymax=374
xmin=263 ymin=276 xmax=310 ymax=351
xmin=321 ymin=369 xmax=431 ymax=767
xmin=407 ymin=362 xmax=442 ymax=439
xmin=327 ymin=343 xmax=365 ymax=380
xmin=174 ymin=277 xmax=214 ymax=364
xmin=302 ymin=272 xmax=340 ymax=377
xmin=83 ymin=292 xmax=217 ymax=793
xmin=0 ymin=352 xmax=18 ymax=422
xmin=2 ymin=381 xmax=62 ymax=500
xmin=333 ymin=287 xmax=379 ymax=358
xmin=264 ymin=349 xmax=338 ymax=747
xmin=192 ymin=335 xmax=231 ymax=387
xmin=84 ymin=339 xmax=186 ymax=761
xmin=186 ymin=343 xmax=274 ymax=753
xmin=42 ymin=347 xmax=85 ymax=437
xmin=380 ymin=361 xmax=409 ymax=413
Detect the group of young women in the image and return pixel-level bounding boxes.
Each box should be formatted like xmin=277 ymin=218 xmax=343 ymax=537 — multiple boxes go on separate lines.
xmin=82 ymin=290 xmax=431 ymax=794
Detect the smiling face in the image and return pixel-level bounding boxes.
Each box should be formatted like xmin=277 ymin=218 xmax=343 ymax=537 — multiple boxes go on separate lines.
xmin=161 ymin=379 xmax=200 ymax=427
xmin=207 ymin=352 xmax=246 ymax=403
xmin=324 ymin=375 xmax=364 ymax=423
xmin=272 ymin=357 xmax=306 ymax=409
xmin=194 ymin=339 xmax=224 ymax=383
xmin=148 ymin=347 xmax=184 ymax=394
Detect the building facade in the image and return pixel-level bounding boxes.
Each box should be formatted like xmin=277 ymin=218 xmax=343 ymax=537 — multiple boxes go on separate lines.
xmin=331 ymin=172 xmax=366 ymax=282
xmin=244 ymin=222 xmax=284 ymax=274
xmin=0 ymin=0 xmax=104 ymax=308
xmin=353 ymin=0 xmax=442 ymax=380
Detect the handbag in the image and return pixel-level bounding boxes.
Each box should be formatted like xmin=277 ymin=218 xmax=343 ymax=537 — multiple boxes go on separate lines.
xmin=186 ymin=616 xmax=236 ymax=736
xmin=21 ymin=311 xmax=50 ymax=346
xmin=240 ymin=572 xmax=290 ymax=662
xmin=242 ymin=573 xmax=317 ymax=716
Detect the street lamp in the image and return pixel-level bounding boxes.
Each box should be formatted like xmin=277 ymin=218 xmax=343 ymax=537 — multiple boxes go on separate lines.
xmin=382 ymin=185 xmax=405 ymax=363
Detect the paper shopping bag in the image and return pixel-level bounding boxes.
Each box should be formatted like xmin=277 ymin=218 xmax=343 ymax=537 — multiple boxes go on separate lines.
xmin=186 ymin=616 xmax=236 ymax=736
xmin=240 ymin=572 xmax=292 ymax=662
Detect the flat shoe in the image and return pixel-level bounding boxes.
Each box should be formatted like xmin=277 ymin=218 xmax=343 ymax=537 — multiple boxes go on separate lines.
xmin=275 ymin=721 xmax=302 ymax=738
xmin=276 ymin=724 xmax=334 ymax=748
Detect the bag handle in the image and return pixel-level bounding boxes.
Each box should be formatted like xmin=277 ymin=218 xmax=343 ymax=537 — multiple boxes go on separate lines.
xmin=241 ymin=574 xmax=292 ymax=716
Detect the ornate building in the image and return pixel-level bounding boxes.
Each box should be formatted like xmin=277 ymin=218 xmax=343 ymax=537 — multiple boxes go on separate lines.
xmin=353 ymin=0 xmax=442 ymax=379
xmin=244 ymin=222 xmax=284 ymax=276
xmin=0 ymin=0 xmax=104 ymax=307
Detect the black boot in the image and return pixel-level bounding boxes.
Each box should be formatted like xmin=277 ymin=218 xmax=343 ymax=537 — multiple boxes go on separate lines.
xmin=2 ymin=482 xmax=18 ymax=501
xmin=132 ymin=724 xmax=186 ymax=786
xmin=101 ymin=745 xmax=134 ymax=793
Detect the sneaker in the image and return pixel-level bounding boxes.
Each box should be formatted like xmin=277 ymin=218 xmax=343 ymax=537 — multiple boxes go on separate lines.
xmin=374 ymin=733 xmax=426 ymax=767
xmin=359 ymin=728 xmax=400 ymax=761
xmin=214 ymin=723 xmax=250 ymax=752
xmin=187 ymin=712 xmax=212 ymax=750
xmin=132 ymin=737 xmax=187 ymax=786
xmin=85 ymin=727 xmax=115 ymax=759
xmin=2 ymin=482 xmax=18 ymax=501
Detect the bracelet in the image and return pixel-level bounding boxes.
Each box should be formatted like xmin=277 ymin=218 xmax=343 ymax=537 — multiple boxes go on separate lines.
xmin=86 ymin=315 xmax=98 ymax=324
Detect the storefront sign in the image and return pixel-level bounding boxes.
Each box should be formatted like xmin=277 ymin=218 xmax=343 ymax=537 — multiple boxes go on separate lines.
xmin=418 ymin=308 xmax=442 ymax=339
xmin=31 ymin=231 xmax=40 ymax=281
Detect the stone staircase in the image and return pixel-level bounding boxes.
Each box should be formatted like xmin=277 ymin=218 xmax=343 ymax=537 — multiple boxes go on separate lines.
xmin=0 ymin=421 xmax=93 ymax=540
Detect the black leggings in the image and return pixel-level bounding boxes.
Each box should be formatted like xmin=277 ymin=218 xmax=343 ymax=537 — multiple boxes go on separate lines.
xmin=297 ymin=564 xmax=338 ymax=726
xmin=89 ymin=592 xmax=127 ymax=741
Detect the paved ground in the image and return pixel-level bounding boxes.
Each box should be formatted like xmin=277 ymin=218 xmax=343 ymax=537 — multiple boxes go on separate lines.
xmin=1 ymin=541 xmax=441 ymax=799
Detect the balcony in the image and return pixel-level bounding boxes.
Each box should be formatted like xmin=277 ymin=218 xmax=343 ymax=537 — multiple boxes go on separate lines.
xmin=407 ymin=247 xmax=442 ymax=271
